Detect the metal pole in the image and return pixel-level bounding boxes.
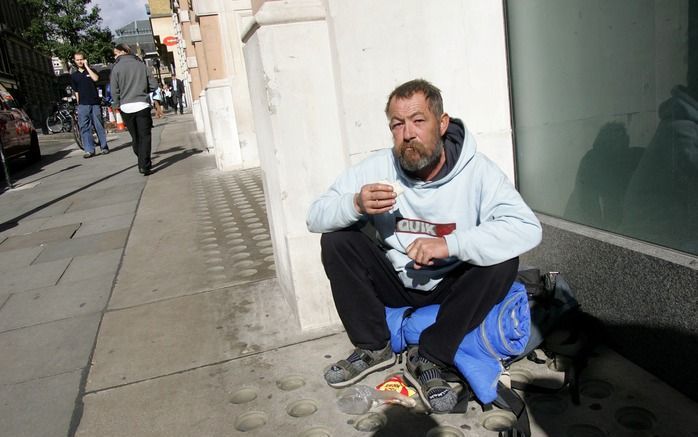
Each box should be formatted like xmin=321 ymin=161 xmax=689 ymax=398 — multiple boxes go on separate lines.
xmin=154 ymin=58 xmax=162 ymax=85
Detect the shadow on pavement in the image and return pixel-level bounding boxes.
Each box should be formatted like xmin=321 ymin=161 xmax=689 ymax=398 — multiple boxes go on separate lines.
xmin=0 ymin=149 xmax=75 ymax=192
xmin=0 ymin=163 xmax=137 ymax=233
xmin=152 ymin=146 xmax=203 ymax=173
xmin=108 ymin=141 xmax=134 ymax=153
xmin=370 ymin=405 xmax=440 ymax=436
xmin=10 ymin=164 xmax=82 ymax=189
xmin=520 ymin=322 xmax=698 ymax=436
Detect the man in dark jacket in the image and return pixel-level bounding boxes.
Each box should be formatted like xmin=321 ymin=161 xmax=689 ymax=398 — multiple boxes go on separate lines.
xmin=171 ymin=73 xmax=185 ymax=115
xmin=110 ymin=43 xmax=158 ymax=175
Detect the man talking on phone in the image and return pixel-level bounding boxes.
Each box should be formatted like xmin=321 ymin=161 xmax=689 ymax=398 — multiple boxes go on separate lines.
xmin=71 ymin=51 xmax=109 ymax=158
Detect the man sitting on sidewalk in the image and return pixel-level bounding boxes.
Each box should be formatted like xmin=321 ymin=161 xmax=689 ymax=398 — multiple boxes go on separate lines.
xmin=306 ymin=79 xmax=542 ymax=413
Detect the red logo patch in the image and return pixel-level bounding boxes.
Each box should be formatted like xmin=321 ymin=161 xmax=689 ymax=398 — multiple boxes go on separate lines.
xmin=395 ymin=218 xmax=455 ymax=237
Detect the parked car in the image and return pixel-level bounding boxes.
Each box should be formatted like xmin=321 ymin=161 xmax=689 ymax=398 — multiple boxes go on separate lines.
xmin=0 ymin=83 xmax=40 ymax=163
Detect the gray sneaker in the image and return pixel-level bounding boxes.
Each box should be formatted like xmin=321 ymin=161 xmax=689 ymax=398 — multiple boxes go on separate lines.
xmin=324 ymin=343 xmax=396 ymax=388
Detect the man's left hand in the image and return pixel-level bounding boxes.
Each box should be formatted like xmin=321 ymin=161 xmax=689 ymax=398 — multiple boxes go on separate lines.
xmin=406 ymin=237 xmax=449 ymax=269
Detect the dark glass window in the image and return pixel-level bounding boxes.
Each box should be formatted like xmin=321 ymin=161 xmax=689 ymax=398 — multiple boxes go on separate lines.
xmin=507 ymin=0 xmax=698 ymax=256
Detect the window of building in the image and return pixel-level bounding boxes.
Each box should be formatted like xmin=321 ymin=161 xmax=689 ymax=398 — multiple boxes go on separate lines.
xmin=506 ymin=0 xmax=698 ymax=256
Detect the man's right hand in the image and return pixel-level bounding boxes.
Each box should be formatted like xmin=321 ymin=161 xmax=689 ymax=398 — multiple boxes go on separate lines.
xmin=354 ymin=183 xmax=396 ymax=215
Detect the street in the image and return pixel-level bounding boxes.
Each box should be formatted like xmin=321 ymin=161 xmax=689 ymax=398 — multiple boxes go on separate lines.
xmin=1 ymin=132 xmax=77 ymax=190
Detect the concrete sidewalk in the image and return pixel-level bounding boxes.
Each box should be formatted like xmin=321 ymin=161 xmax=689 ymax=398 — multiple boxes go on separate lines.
xmin=2 ymin=116 xmax=696 ymax=437
xmin=0 ymin=124 xmax=153 ymax=437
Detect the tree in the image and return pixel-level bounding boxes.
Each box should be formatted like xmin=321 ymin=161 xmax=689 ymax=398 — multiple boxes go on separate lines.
xmin=17 ymin=0 xmax=114 ymax=65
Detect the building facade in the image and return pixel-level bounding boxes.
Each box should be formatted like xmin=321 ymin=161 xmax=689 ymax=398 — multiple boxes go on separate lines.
xmin=151 ymin=0 xmax=698 ymax=401
xmin=113 ymin=20 xmax=158 ymax=56
xmin=0 ymin=0 xmax=56 ymax=130
xmin=147 ymin=0 xmax=259 ymax=172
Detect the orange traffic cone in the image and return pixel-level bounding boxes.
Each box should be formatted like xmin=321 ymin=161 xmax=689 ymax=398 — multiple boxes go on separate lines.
xmin=105 ymin=107 xmax=117 ymax=132
xmin=115 ymin=109 xmax=126 ymax=131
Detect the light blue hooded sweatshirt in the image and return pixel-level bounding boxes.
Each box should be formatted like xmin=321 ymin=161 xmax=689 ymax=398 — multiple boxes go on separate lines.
xmin=306 ymin=119 xmax=542 ymax=291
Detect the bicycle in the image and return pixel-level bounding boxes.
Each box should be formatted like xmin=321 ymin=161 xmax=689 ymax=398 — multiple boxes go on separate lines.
xmin=46 ymin=100 xmax=74 ymax=134
xmin=71 ymin=99 xmax=108 ymax=151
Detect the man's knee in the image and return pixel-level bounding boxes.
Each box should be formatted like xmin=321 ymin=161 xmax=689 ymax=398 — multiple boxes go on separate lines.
xmin=489 ymin=257 xmax=519 ymax=274
xmin=320 ymin=230 xmax=353 ymax=253
xmin=320 ymin=229 xmax=373 ymax=262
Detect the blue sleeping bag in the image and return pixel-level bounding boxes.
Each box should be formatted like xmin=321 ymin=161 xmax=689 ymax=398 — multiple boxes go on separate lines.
xmin=385 ymin=281 xmax=530 ymax=404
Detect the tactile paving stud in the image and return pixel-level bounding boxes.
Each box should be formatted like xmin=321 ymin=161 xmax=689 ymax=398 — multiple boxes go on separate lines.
xmin=425 ymin=426 xmax=465 ymax=437
xmin=276 ymin=375 xmax=306 ymax=391
xmin=234 ymin=411 xmax=267 ymax=432
xmin=480 ymin=410 xmax=517 ymax=432
xmin=298 ymin=427 xmax=332 ymax=437
xmin=230 ymin=253 xmax=251 ymax=261
xmin=230 ymin=387 xmax=258 ymax=404
xmin=234 ymin=260 xmax=255 ymax=269
xmin=353 ymin=412 xmax=387 ymax=432
xmin=614 ymin=406 xmax=655 ymax=431
xmin=286 ymin=399 xmax=319 ymax=418
xmin=580 ymin=379 xmax=613 ymax=399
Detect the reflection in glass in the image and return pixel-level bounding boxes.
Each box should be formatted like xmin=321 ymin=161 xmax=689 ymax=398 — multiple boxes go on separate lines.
xmin=621 ymin=86 xmax=698 ymax=253
xmin=507 ymin=0 xmax=698 ymax=255
xmin=564 ymin=122 xmax=643 ymax=231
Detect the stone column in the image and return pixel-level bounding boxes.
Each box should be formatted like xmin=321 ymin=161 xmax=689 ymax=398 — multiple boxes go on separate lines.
xmin=206 ymin=79 xmax=243 ymax=169
xmin=242 ymin=0 xmax=344 ymax=330
xmin=192 ymin=10 xmax=254 ymax=170
xmin=193 ymin=38 xmax=214 ymax=150
xmin=220 ymin=6 xmax=259 ymax=168
xmin=179 ymin=8 xmax=202 ymax=130
xmin=198 ymin=92 xmax=213 ymax=151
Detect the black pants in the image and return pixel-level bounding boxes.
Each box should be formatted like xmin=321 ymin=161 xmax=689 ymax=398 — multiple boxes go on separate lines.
xmin=173 ymin=94 xmax=184 ymax=114
xmin=121 ymin=107 xmax=153 ymax=171
xmin=321 ymin=229 xmax=519 ymax=366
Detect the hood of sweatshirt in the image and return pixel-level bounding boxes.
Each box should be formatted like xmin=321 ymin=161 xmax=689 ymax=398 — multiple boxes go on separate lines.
xmin=659 ymin=86 xmax=698 ymax=123
xmin=396 ymin=117 xmax=476 ymax=189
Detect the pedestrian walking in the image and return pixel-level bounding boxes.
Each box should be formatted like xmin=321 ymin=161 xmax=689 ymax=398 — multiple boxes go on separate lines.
xmin=171 ymin=73 xmax=185 ymax=114
xmin=110 ymin=43 xmax=158 ymax=175
xmin=162 ymin=83 xmax=172 ymax=110
xmin=151 ymin=84 xmax=165 ymax=119
xmin=71 ymin=51 xmax=109 ymax=158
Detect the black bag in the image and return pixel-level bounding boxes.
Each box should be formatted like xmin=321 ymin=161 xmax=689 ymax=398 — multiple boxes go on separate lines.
xmin=507 ymin=267 xmax=592 ymax=404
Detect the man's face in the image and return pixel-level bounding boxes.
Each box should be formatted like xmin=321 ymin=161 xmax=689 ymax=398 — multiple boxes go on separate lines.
xmin=387 ymin=92 xmax=448 ymax=173
xmin=74 ymin=54 xmax=85 ymax=67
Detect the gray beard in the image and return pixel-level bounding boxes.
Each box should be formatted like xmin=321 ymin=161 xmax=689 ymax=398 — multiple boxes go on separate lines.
xmin=397 ymin=139 xmax=444 ymax=173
